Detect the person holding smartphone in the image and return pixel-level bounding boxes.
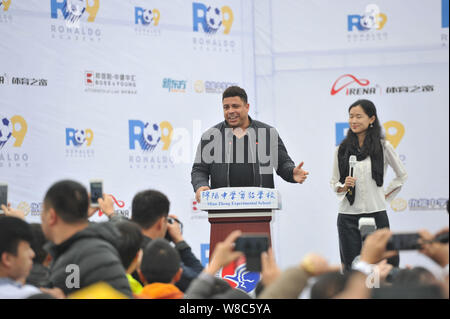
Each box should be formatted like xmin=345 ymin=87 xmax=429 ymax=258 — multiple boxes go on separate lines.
xmin=330 ymin=99 xmax=407 ymax=272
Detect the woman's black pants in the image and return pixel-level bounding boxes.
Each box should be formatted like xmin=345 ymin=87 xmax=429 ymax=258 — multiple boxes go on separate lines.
xmin=337 ymin=211 xmax=400 ymax=272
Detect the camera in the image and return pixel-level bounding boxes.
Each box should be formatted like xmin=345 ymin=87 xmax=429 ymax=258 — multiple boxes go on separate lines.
xmin=386 ymin=233 xmax=421 ymax=251
xmin=165 ymin=217 xmax=183 ymax=242
xmin=234 ymin=234 xmax=269 ymax=272
xmin=358 ymin=217 xmax=421 ymax=251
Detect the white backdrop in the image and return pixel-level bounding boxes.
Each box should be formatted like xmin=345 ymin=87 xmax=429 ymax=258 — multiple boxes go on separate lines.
xmin=1 ymin=0 xmax=449 ymax=283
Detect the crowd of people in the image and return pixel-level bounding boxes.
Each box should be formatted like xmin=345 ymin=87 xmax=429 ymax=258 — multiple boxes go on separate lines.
xmin=0 ymin=179 xmax=448 ymax=299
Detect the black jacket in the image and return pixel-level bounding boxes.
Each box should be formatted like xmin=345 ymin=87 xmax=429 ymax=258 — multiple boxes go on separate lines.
xmin=191 ymin=117 xmax=297 ymax=192
xmin=26 ymin=263 xmax=51 ymax=288
xmin=45 ymin=222 xmax=132 ymax=297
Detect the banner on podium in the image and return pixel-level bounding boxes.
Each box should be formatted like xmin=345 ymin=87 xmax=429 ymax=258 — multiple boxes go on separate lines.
xmin=198 ymin=187 xmax=281 ymax=211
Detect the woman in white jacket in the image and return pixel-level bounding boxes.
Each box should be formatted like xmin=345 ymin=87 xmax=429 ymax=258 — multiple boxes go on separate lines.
xmin=331 ymin=99 xmax=407 ymax=272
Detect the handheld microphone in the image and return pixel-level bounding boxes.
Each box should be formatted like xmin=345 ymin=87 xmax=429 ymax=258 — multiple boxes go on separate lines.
xmin=348 ymin=155 xmax=357 ymax=195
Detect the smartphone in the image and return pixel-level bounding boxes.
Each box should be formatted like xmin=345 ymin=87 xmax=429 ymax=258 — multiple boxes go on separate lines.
xmin=234 ymin=234 xmax=269 ymax=272
xmin=0 ymin=183 xmax=7 ymax=214
xmin=89 ymin=179 xmax=103 ymax=208
xmin=386 ymin=233 xmax=421 ymax=251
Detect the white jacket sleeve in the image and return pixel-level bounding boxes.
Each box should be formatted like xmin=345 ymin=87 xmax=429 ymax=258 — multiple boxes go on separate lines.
xmin=384 ymin=141 xmax=408 ymax=203
xmin=330 ymin=146 xmax=347 ymax=202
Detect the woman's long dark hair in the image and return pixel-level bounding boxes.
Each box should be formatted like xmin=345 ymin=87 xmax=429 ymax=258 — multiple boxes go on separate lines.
xmin=338 ymin=99 xmax=385 ymax=186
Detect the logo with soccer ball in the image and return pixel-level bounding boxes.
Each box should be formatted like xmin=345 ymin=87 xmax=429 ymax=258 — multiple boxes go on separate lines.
xmin=129 ymin=120 xmax=173 ymax=152
xmin=347 ymin=4 xmax=387 ymax=32
xmin=65 ymin=128 xmax=94 ymax=147
xmin=141 ymin=123 xmax=161 ymax=152
xmin=64 ymin=0 xmax=86 ymax=19
xmin=0 ymin=115 xmax=27 ymax=149
xmin=0 ymin=116 xmax=13 ymax=148
xmin=360 ymin=4 xmax=380 ymax=30
xmin=135 ymin=7 xmax=160 ymax=26
xmin=193 ymin=3 xmax=234 ymax=34
xmin=74 ymin=129 xmax=87 ymax=146
xmin=205 ymin=6 xmax=222 ymax=33
xmin=51 ymin=0 xmax=100 ymax=23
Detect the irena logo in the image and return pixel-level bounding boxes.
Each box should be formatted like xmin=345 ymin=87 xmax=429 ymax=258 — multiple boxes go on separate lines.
xmin=97 ymin=194 xmax=125 ymax=217
xmin=193 ymin=2 xmax=234 ymax=34
xmin=330 ymin=74 xmax=370 ymax=96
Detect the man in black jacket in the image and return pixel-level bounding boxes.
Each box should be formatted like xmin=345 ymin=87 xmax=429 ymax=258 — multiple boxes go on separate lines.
xmin=192 ymin=86 xmax=309 ymax=202
xmin=40 ymin=180 xmax=132 ymax=297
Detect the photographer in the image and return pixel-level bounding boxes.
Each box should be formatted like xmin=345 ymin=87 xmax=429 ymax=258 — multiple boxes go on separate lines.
xmin=127 ymin=190 xmax=204 ymax=292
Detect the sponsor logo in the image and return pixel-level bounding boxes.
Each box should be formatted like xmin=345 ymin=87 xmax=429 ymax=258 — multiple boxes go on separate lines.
xmin=0 ymin=0 xmax=11 ymax=11
xmin=331 ymin=74 xmax=372 ymax=96
xmin=0 ymin=73 xmax=47 ymax=87
xmin=335 ymin=120 xmax=405 ymax=149
xmin=443 ymin=0 xmax=449 ymax=28
xmin=192 ymin=2 xmax=236 ymax=52
xmin=96 ymin=194 xmax=130 ymax=218
xmin=134 ymin=6 xmax=161 ymax=37
xmin=85 ymin=71 xmax=137 ymax=95
xmin=162 ymin=78 xmax=187 ymax=93
xmin=65 ymin=128 xmax=95 ymax=158
xmin=50 ymin=0 xmax=101 ymax=41
xmin=409 ymin=198 xmax=448 ymax=211
xmin=191 ymin=198 xmax=207 ymax=220
xmin=194 ymin=80 xmax=238 ymax=94
xmin=200 ymin=243 xmax=209 ymax=267
xmin=442 ymin=0 xmax=449 ymax=47
xmin=193 ymin=2 xmax=233 ymax=34
xmin=17 ymin=201 xmax=43 ymax=217
xmin=128 ymin=119 xmax=175 ymax=169
xmin=390 ymin=198 xmax=408 ymax=212
xmin=331 ymin=74 xmax=434 ymax=96
xmin=391 ymin=198 xmax=448 ymax=211
xmin=0 ymin=0 xmax=12 ymax=24
xmin=221 ymin=256 xmax=260 ymax=293
xmin=0 ymin=114 xmax=29 ymax=168
xmin=347 ymin=4 xmax=388 ymax=43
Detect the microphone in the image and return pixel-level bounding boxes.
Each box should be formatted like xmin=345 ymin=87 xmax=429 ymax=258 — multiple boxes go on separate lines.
xmin=348 ymin=155 xmax=357 ymax=195
xmin=359 ymin=217 xmax=377 ymax=241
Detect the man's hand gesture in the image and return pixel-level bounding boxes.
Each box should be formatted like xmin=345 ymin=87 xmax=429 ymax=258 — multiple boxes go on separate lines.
xmin=293 ymin=162 xmax=309 ymax=184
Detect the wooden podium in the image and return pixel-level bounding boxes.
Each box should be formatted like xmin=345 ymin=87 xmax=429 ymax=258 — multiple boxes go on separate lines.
xmin=197 ymin=187 xmax=281 ymax=259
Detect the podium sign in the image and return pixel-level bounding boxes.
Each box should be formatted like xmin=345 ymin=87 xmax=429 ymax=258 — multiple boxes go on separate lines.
xmin=201 ymin=187 xmax=281 ymax=295
xmin=198 ymin=187 xmax=281 ymax=211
